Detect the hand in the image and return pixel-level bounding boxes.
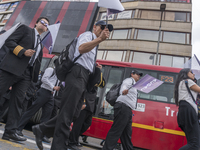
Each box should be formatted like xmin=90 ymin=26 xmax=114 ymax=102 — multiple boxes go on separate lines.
xmin=9 ymin=86 xmax=12 ymax=90
xmin=53 ymin=86 xmax=60 ymax=91
xmin=81 ymin=104 xmax=86 ymax=110
xmin=24 ymin=49 xmax=35 ymax=57
xmin=96 ymin=63 xmax=102 ymax=69
xmin=122 ymin=89 xmax=128 ymax=95
xmin=99 ymin=28 xmax=110 ymax=41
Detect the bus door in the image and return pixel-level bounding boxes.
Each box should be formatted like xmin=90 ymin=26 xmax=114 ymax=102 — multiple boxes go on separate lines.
xmin=88 ymin=66 xmax=125 ymax=139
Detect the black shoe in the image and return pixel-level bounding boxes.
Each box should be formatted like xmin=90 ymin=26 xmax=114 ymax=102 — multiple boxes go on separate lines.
xmin=82 ymin=135 xmax=88 ymax=143
xmin=32 ymin=125 xmax=44 ymax=150
xmin=16 ymin=130 xmax=23 ymax=136
xmin=67 ymin=144 xmax=81 ymax=150
xmin=2 ymin=132 xmax=27 ymax=141
xmin=42 ymin=136 xmax=50 ymax=143
xmin=0 ymin=123 xmax=2 ymax=126
xmin=76 ymin=142 xmax=82 ymax=147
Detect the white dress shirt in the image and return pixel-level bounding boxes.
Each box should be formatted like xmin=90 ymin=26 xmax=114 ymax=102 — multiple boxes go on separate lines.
xmin=116 ymin=77 xmax=137 ymax=110
xmin=41 ymin=67 xmax=58 ymax=92
xmin=73 ymin=31 xmax=97 ymax=73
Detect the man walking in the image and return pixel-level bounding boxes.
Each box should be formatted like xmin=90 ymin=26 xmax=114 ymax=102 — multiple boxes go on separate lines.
xmin=102 ymin=70 xmax=143 ymax=150
xmin=32 ymin=20 xmax=113 ymax=150
xmin=0 ymin=17 xmax=49 ymax=141
xmin=17 ymin=67 xmax=60 ymax=138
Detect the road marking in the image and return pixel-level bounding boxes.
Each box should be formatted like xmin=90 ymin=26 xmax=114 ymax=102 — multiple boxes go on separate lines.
xmin=0 ymin=130 xmax=51 ymax=149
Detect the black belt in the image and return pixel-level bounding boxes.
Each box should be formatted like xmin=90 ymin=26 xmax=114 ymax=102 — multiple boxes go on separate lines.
xmin=117 ymin=101 xmax=132 ymax=110
xmin=75 ymin=63 xmax=91 ymax=75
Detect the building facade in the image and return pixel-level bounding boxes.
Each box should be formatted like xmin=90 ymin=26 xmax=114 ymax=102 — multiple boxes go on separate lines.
xmin=0 ymin=0 xmax=192 ymax=68
xmin=96 ymin=0 xmax=192 ymax=68
xmin=0 ymin=0 xmax=19 ymax=31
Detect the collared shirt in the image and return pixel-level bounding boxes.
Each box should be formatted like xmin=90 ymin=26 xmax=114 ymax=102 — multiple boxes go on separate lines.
xmin=41 ymin=67 xmax=58 ymax=92
xmin=29 ymin=28 xmax=41 ymax=65
xmin=178 ymin=79 xmax=198 ymax=114
xmin=116 ymin=77 xmax=137 ymax=110
xmin=73 ymin=31 xmax=97 ymax=73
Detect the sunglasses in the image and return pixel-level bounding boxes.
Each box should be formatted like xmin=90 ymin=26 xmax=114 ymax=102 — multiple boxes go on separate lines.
xmin=190 ymin=70 xmax=193 ymax=74
xmin=40 ymin=20 xmax=48 ymax=27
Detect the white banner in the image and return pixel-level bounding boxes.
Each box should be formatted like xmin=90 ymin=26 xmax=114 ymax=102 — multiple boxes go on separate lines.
xmin=0 ymin=22 xmax=21 ymax=49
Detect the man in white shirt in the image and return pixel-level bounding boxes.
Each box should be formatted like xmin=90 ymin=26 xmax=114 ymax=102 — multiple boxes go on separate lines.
xmin=103 ymin=70 xmax=143 ymax=150
xmin=16 ymin=67 xmax=60 ymax=139
xmin=32 ymin=20 xmax=113 ymax=150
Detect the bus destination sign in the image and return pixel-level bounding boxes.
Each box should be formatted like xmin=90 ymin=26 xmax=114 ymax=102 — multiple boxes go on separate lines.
xmin=159 ymin=75 xmax=174 ymax=83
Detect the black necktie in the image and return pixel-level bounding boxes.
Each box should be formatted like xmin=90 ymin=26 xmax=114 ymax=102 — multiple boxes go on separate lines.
xmin=29 ymin=34 xmax=40 ymax=66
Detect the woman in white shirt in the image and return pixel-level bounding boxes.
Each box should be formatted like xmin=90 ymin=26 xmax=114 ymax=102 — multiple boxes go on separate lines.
xmin=174 ymin=68 xmax=200 ymax=150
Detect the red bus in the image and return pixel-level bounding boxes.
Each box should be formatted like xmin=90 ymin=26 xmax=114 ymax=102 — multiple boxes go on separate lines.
xmin=83 ymin=60 xmax=186 ymax=150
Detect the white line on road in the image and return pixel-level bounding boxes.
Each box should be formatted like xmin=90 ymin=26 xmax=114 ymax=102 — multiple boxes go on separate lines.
xmin=0 ymin=129 xmax=51 ymax=149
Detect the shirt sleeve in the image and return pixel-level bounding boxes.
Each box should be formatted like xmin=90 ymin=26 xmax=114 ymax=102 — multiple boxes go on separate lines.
xmin=41 ymin=68 xmax=55 ymax=90
xmin=120 ymin=78 xmax=134 ymax=94
xmin=188 ymin=79 xmax=196 ymax=88
xmin=78 ymin=32 xmax=93 ymax=48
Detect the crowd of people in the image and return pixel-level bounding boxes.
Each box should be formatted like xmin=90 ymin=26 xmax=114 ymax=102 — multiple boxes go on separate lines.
xmin=0 ymin=15 xmax=199 ymax=150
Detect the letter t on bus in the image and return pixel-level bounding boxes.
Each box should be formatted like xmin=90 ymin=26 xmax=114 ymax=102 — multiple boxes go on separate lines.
xmin=165 ymin=107 xmax=170 ymax=116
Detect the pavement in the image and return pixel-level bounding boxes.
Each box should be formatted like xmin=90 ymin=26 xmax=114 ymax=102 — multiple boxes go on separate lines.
xmin=0 ymin=123 xmax=102 ymax=150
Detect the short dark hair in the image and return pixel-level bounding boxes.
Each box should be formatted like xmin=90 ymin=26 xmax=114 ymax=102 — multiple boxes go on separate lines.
xmin=34 ymin=16 xmax=50 ymax=28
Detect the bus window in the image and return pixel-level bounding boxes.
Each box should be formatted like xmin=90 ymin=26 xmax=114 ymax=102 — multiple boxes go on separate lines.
xmin=99 ymin=67 xmax=124 ymax=118
xmin=128 ymin=68 xmax=176 ymax=103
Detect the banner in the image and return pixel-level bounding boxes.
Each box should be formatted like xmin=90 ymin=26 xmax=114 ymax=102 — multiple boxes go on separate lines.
xmin=0 ymin=22 xmax=21 ymax=49
xmin=98 ymin=0 xmax=124 ymax=15
xmin=133 ymin=74 xmax=164 ymax=93
xmin=184 ymin=54 xmax=200 ymax=80
xmin=41 ymin=22 xmax=60 ymax=54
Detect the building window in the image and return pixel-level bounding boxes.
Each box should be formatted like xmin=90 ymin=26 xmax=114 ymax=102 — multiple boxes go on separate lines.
xmin=134 ymin=29 xmax=191 ymax=44
xmin=0 ymin=3 xmax=11 ymax=12
xmin=1 ymin=13 xmax=11 ymax=23
xmin=172 ymin=56 xmax=184 ymax=68
xmin=134 ymin=29 xmax=160 ymax=41
xmin=132 ymin=52 xmax=156 ymax=65
xmin=163 ymin=31 xmax=190 ymax=44
xmin=160 ymin=55 xmax=172 ymax=67
xmin=97 ymin=50 xmax=126 ymax=62
xmin=110 ymin=29 xmax=132 ymax=39
xmin=7 ymin=2 xmax=18 ymax=11
xmin=165 ymin=12 xmax=191 ymax=22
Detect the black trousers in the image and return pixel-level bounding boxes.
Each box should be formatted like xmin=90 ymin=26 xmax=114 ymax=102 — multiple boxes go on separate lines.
xmin=0 ymin=69 xmax=31 ymax=134
xmin=69 ymin=109 xmax=93 ymax=145
xmin=50 ymin=65 xmax=89 ymax=150
xmin=102 ymin=102 xmax=134 ymax=150
xmin=17 ymin=88 xmax=54 ymax=131
xmin=177 ymin=101 xmax=200 ymax=150
xmin=0 ymin=93 xmax=10 ymax=120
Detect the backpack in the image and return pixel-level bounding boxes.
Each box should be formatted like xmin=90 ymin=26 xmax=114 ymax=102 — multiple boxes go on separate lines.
xmin=54 ymin=37 xmax=81 ymax=81
xmin=105 ymin=83 xmax=122 ymax=106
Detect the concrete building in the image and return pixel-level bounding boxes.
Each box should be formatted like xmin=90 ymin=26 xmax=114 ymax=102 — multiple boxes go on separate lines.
xmin=96 ymin=0 xmax=192 ymax=68
xmin=0 ymin=0 xmax=192 ymax=68
xmin=0 ymin=0 xmax=19 ymax=31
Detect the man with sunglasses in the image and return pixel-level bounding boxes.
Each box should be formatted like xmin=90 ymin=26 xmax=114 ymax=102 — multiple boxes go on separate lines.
xmin=0 ymin=16 xmax=49 ymax=141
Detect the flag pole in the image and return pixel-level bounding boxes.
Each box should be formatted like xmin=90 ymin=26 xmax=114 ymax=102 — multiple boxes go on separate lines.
xmin=106 ymin=9 xmax=108 ymax=28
